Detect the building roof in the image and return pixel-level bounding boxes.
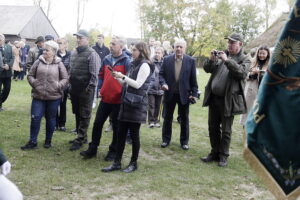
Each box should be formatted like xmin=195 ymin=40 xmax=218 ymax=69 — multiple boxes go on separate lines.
xmin=0 ymin=5 xmax=59 ymax=39
xmin=246 ymin=12 xmax=289 ymax=51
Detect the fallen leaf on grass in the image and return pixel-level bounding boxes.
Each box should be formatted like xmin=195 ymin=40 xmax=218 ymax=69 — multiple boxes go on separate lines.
xmin=51 ymin=186 xmax=65 ymax=191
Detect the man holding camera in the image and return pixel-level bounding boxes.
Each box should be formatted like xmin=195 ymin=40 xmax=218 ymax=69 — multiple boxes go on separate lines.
xmin=159 ymin=39 xmax=198 ymax=150
xmin=201 ymin=32 xmax=251 ymax=167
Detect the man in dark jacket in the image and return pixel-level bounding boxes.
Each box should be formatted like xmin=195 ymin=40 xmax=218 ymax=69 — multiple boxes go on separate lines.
xmin=0 ymin=34 xmax=14 ymax=111
xmin=92 ymin=34 xmax=110 ymax=61
xmin=159 ymin=39 xmax=198 ymax=150
xmin=26 ymin=36 xmax=45 ymax=70
xmin=201 ymin=32 xmax=251 ymax=167
xmin=69 ymin=30 xmax=100 ymax=151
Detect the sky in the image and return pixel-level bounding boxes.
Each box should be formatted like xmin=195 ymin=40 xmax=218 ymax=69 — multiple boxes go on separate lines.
xmin=0 ymin=0 xmax=291 ymax=38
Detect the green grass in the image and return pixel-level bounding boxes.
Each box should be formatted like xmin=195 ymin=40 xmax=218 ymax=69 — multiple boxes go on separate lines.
xmin=0 ymin=72 xmax=275 ymax=200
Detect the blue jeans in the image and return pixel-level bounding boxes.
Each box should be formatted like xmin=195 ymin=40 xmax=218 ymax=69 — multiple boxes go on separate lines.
xmin=30 ymin=98 xmax=61 ymax=143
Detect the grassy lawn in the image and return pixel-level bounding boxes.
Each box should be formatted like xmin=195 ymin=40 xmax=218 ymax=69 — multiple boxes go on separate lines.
xmin=0 ymin=71 xmax=275 ymax=200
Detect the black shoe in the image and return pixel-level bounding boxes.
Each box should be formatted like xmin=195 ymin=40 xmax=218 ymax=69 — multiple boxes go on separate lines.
xmin=102 ymin=162 xmax=121 ymax=173
xmin=21 ymin=141 xmax=37 ymax=150
xmin=80 ymin=146 xmax=97 ymax=159
xmin=123 ymin=162 xmax=138 ymax=173
xmin=160 ymin=142 xmax=169 ymax=148
xmin=69 ymin=139 xmax=87 ymax=144
xmin=218 ymin=156 xmax=228 ymax=167
xmin=58 ymin=126 xmax=66 ymax=132
xmin=201 ymin=153 xmax=219 ymax=163
xmin=43 ymin=139 xmax=52 ymax=149
xmin=181 ymin=144 xmax=189 ymax=150
xmin=70 ymin=141 xmax=83 ymax=151
xmin=104 ymin=151 xmax=116 ymax=161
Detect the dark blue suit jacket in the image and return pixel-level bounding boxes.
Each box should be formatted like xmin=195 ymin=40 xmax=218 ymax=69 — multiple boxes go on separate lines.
xmin=159 ymin=54 xmax=198 ymax=105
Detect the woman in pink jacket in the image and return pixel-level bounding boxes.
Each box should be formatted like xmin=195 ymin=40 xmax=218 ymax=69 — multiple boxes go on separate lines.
xmin=21 ymin=41 xmax=68 ymax=150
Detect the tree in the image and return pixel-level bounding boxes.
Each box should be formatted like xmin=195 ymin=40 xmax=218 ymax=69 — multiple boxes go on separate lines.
xmin=76 ymin=0 xmax=89 ymax=31
xmin=287 ymin=0 xmax=296 ymax=10
xmin=231 ymin=3 xmax=263 ymax=45
xmin=32 ymin=0 xmax=54 ymax=22
xmin=263 ymin=0 xmax=277 ymax=29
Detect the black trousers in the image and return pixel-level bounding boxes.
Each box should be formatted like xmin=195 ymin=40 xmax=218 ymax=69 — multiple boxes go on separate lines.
xmin=162 ymin=93 xmax=189 ymax=145
xmin=70 ymin=89 xmax=94 ymax=143
xmin=208 ymin=95 xmax=234 ymax=158
xmin=90 ymin=101 xmax=120 ymax=153
xmin=56 ymin=88 xmax=68 ymax=127
xmin=148 ymin=94 xmax=163 ymax=123
xmin=115 ymin=121 xmax=141 ymax=163
xmin=0 ymin=77 xmax=11 ymax=107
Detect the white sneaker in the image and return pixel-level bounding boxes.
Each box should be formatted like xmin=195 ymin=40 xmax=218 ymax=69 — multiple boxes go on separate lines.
xmin=154 ymin=123 xmax=161 ymax=128
xmin=149 ymin=123 xmax=155 ymax=128
xmin=92 ymin=102 xmax=96 ymax=109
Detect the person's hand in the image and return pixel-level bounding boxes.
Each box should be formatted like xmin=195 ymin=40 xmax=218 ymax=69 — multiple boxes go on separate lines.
xmin=251 ymin=68 xmax=259 ymax=75
xmin=1 ymin=161 xmax=11 ymax=176
xmin=161 ymin=84 xmax=169 ymax=91
xmin=112 ymin=71 xmax=124 ymax=79
xmin=189 ymin=96 xmax=197 ymax=104
xmin=218 ymin=51 xmax=228 ymax=62
xmin=210 ymin=50 xmax=217 ymax=61
xmin=3 ymin=64 xmax=9 ymax=70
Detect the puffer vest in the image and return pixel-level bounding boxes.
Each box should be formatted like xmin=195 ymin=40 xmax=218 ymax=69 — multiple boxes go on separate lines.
xmin=118 ymin=60 xmax=153 ymax=123
xmin=69 ymin=46 xmax=94 ymax=92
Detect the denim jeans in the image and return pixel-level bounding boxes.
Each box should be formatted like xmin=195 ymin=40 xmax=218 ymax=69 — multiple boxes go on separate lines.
xmin=30 ymin=98 xmax=61 ymax=143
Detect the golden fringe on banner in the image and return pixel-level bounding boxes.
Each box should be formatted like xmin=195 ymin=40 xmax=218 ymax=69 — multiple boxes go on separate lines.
xmin=243 ymin=130 xmax=300 ymax=200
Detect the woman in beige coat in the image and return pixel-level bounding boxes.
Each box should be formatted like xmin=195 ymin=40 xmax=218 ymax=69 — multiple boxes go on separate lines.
xmin=21 ymin=41 xmax=68 ymax=150
xmin=12 ymin=41 xmax=21 ymax=80
xmin=240 ymin=45 xmax=271 ymax=125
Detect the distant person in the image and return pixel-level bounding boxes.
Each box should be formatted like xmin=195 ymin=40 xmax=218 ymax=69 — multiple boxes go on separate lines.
xmin=162 ymin=40 xmax=173 ymax=57
xmin=0 ymin=33 xmax=14 ymax=112
xmin=159 ymin=39 xmax=198 ymax=150
xmin=148 ymin=37 xmax=155 ymax=59
xmin=201 ymin=33 xmax=250 ymax=167
xmin=148 ymin=47 xmax=164 ymax=128
xmin=27 ymin=36 xmax=45 ymax=70
xmin=240 ymin=45 xmax=271 ymax=125
xmin=45 ymin=35 xmax=54 ymax=41
xmin=102 ymin=41 xmax=154 ymax=173
xmin=68 ymin=30 xmax=100 ymax=151
xmin=21 ymin=41 xmax=68 ymax=150
xmin=12 ymin=41 xmax=21 ymax=80
xmin=56 ymin=38 xmax=71 ymax=132
xmin=92 ymin=34 xmax=110 ymax=61
xmin=92 ymin=34 xmax=109 ymax=109
xmin=80 ymin=35 xmax=131 ymax=161
xmin=18 ymin=41 xmax=27 ymax=80
xmin=0 ymin=149 xmax=23 ymax=200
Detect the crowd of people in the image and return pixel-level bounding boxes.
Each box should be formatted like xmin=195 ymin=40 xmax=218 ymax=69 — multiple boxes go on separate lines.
xmin=0 ymin=29 xmax=271 ymax=199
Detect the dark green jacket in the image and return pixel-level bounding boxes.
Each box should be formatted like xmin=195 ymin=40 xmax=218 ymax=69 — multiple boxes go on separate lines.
xmin=0 ymin=44 xmax=14 ymax=78
xmin=202 ymin=49 xmax=251 ymax=117
xmin=0 ymin=150 xmax=7 ymax=166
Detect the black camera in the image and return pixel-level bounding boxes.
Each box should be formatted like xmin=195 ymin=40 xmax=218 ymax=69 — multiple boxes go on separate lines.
xmin=213 ymin=50 xmax=222 ymax=57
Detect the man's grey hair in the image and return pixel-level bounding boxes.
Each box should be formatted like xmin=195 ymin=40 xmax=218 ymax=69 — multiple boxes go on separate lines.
xmin=174 ymin=38 xmax=187 ymax=48
xmin=112 ymin=35 xmax=127 ymax=48
xmin=45 ymin=40 xmax=59 ymax=54
xmin=0 ymin=33 xmax=5 ymax=41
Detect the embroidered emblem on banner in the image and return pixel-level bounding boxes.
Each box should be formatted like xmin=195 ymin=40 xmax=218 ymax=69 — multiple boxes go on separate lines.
xmin=273 ymin=36 xmax=300 ymax=67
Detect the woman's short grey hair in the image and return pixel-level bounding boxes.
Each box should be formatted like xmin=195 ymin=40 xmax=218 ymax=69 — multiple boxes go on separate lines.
xmin=45 ymin=40 xmax=59 ymax=53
